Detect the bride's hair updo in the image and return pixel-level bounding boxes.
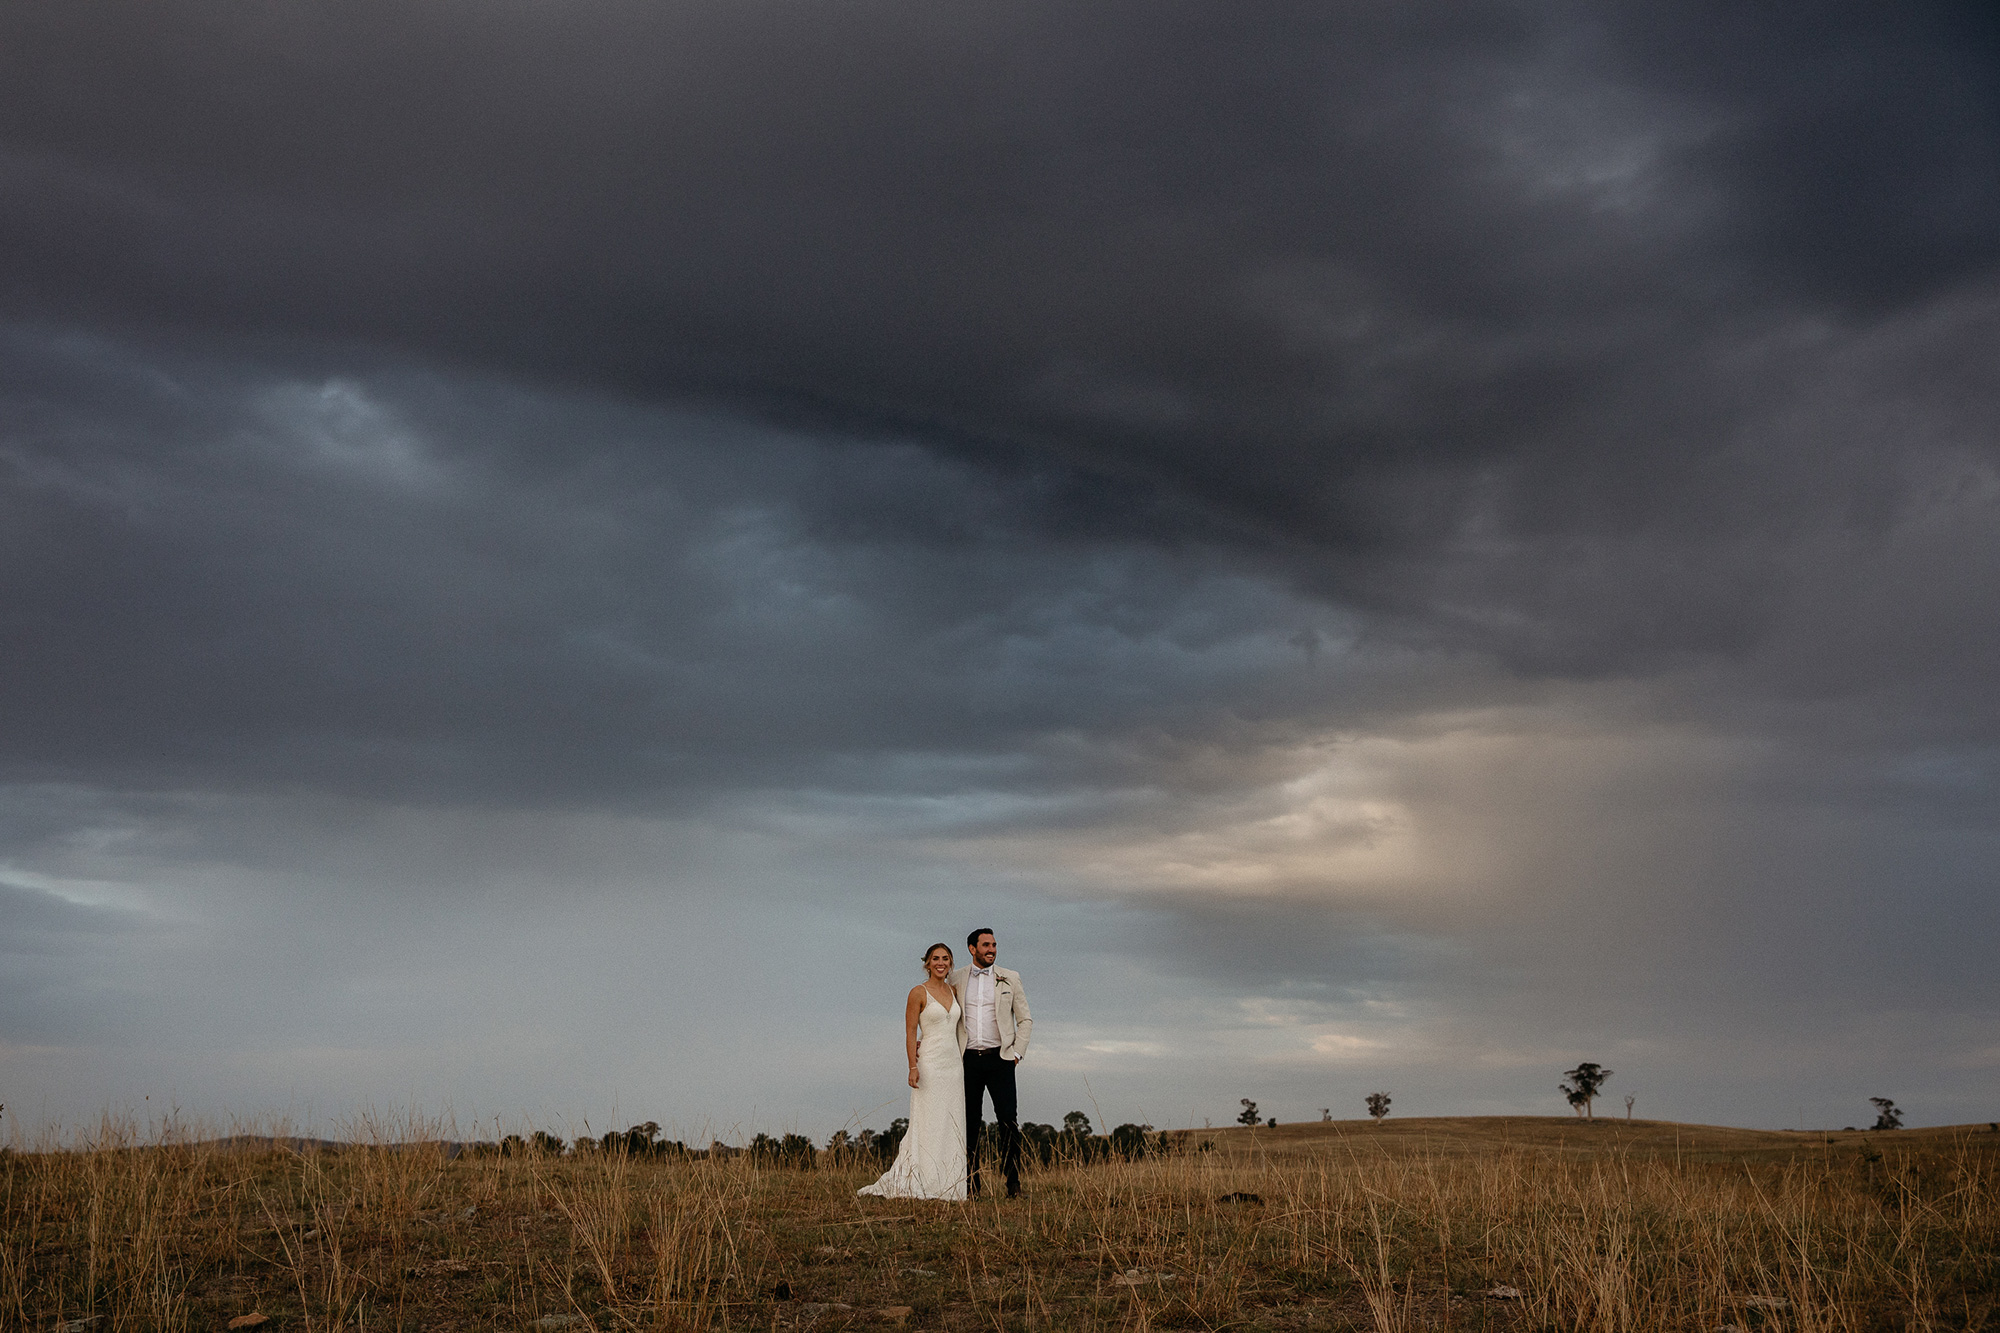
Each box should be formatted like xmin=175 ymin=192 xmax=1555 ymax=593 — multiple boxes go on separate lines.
xmin=921 ymin=943 xmax=952 ymax=973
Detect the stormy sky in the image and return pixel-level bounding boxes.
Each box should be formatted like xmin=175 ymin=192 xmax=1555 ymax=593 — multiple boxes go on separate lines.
xmin=4 ymin=1 xmax=1998 ymax=1140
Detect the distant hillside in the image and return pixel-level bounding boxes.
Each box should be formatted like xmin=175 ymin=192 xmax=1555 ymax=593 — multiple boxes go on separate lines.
xmin=1183 ymin=1115 xmax=2000 ymax=1164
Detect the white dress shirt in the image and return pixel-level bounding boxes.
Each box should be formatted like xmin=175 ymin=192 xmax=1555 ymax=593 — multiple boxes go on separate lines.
xmin=965 ymin=965 xmax=1000 ymax=1049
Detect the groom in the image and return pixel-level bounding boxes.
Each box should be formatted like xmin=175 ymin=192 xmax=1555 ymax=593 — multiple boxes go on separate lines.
xmin=951 ymin=927 xmax=1032 ymax=1198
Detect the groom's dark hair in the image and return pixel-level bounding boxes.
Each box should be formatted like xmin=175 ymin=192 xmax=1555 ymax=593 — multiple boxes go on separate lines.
xmin=968 ymin=927 xmax=995 ymax=948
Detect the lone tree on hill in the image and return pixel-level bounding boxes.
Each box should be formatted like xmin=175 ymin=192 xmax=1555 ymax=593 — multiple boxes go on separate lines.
xmin=1870 ymin=1097 xmax=1903 ymax=1130
xmin=1559 ymin=1062 xmax=1614 ymax=1118
xmin=1237 ymin=1099 xmax=1261 ymax=1127
xmin=1366 ymin=1092 xmax=1391 ymax=1122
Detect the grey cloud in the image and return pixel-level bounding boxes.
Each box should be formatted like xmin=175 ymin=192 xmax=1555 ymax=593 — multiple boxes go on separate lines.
xmin=3 ymin=332 xmax=1395 ymax=805
xmin=2 ymin=1 xmax=1998 ymax=1134
xmin=0 ymin=875 xmax=165 ymax=1047
xmin=0 ymin=879 xmax=147 ymax=946
xmin=3 ymin=3 xmax=1992 ymax=580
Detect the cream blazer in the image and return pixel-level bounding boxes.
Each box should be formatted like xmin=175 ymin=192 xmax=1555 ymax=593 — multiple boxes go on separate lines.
xmin=949 ymin=965 xmax=1032 ymax=1061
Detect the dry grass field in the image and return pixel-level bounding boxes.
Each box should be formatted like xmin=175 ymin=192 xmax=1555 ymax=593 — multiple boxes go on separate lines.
xmin=6 ymin=1114 xmax=1998 ymax=1332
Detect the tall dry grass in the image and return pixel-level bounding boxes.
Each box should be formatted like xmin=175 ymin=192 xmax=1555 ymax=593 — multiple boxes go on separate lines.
xmin=4 ymin=1116 xmax=1994 ymax=1331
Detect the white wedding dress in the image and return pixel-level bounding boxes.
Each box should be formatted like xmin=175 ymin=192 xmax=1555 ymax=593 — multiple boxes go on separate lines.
xmin=858 ymin=990 xmax=967 ymax=1200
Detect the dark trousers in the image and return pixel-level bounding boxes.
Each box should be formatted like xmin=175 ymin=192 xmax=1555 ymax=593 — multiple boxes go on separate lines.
xmin=962 ymin=1047 xmax=1021 ymax=1196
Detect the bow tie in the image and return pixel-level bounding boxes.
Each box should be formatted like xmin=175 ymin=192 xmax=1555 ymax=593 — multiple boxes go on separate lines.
xmin=972 ymin=966 xmax=992 ymax=976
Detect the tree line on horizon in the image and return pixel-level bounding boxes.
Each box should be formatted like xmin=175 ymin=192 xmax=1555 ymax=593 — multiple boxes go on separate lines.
xmin=471 ymin=1112 xmax=1212 ymax=1167
xmin=460 ymin=1067 xmax=1917 ymax=1161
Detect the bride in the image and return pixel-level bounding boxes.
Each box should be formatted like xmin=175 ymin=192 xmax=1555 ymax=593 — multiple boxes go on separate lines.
xmin=858 ymin=942 xmax=966 ymax=1200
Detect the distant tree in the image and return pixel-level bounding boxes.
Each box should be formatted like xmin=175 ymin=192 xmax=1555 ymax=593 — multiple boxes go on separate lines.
xmin=1320 ymin=1108 xmax=1332 ymax=1122
xmin=500 ymin=1134 xmax=526 ymax=1157
xmin=1266 ymin=1117 xmax=1278 ymax=1128
xmin=1059 ymin=1111 xmax=1104 ymax=1162
xmin=1559 ymin=1063 xmax=1614 ymax=1119
xmin=879 ymin=1118 xmax=910 ymax=1162
xmin=1109 ymin=1123 xmax=1152 ymax=1161
xmin=531 ymin=1130 xmax=567 ymax=1156
xmin=749 ymin=1132 xmax=817 ymax=1168
xmin=1366 ymin=1092 xmax=1391 ymax=1123
xmin=1020 ymin=1122 xmax=1059 ymax=1166
xmin=1237 ymin=1099 xmax=1261 ymax=1127
xmin=1870 ymin=1098 xmax=1903 ymax=1131
xmin=1624 ymin=1095 xmax=1635 ymax=1120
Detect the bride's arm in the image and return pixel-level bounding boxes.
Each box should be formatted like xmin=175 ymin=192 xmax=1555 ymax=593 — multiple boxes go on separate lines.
xmin=904 ymin=987 xmax=925 ymax=1088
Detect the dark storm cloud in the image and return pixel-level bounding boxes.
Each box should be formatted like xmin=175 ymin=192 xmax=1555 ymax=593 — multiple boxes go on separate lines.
xmin=1 ymin=0 xmax=1994 ymax=883
xmin=4 ymin=1 xmax=2000 ymax=1134
xmin=1 ymin=329 xmax=1386 ymax=802
xmin=3 ymin=1 xmax=1993 ymax=600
